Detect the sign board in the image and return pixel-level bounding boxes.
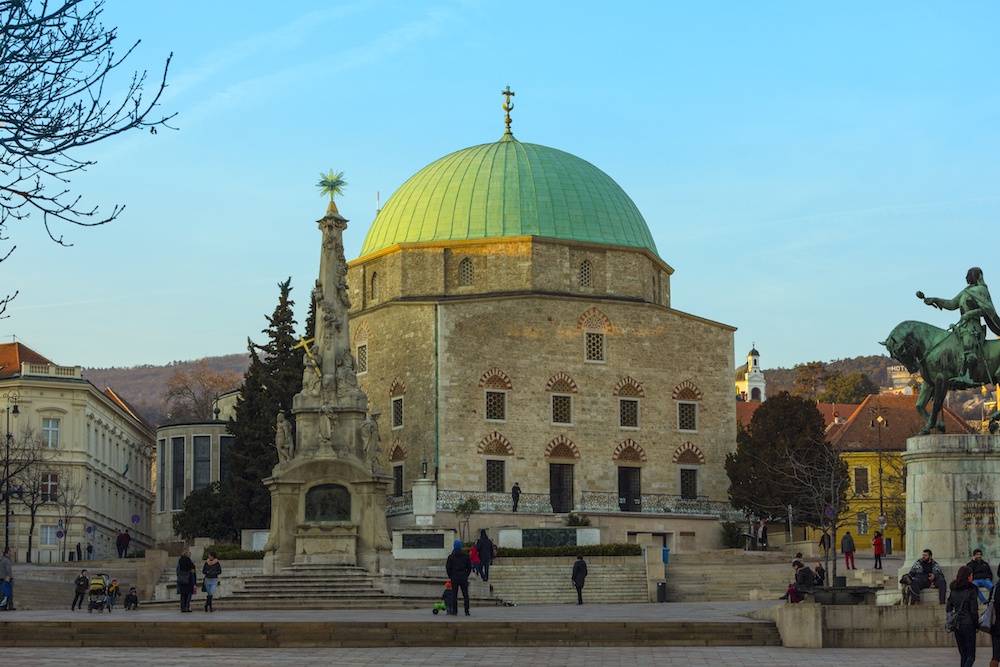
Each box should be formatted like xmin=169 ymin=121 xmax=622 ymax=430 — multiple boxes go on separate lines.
xmin=56 ymin=530 xmax=64 ymax=539
xmin=824 ymin=506 xmax=836 ymax=520
xmin=131 ymin=514 xmax=141 ymax=525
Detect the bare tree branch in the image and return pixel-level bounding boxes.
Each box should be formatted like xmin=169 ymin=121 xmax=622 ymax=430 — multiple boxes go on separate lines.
xmin=0 ymin=0 xmax=175 ymax=305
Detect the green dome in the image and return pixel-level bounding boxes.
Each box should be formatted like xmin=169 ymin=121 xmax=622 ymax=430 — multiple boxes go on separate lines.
xmin=359 ymin=136 xmax=658 ymax=257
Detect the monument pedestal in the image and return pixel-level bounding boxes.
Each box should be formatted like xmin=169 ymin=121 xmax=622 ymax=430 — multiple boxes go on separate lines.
xmin=262 ymin=454 xmax=394 ymax=575
xmin=902 ymin=433 xmax=1000 ymax=576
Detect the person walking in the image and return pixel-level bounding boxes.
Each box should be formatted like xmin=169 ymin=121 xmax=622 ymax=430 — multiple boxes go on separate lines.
xmin=71 ymin=569 xmax=88 ymax=610
xmin=818 ymin=532 xmax=830 ymax=556
xmin=445 ymin=540 xmax=472 ymax=616
xmin=475 ymin=529 xmax=494 ymax=582
xmin=969 ymin=548 xmax=995 ymax=604
xmin=511 ymin=482 xmax=521 ymax=512
xmin=202 ymin=551 xmax=222 ymax=612
xmin=872 ymin=531 xmax=885 ymax=570
xmin=176 ymin=549 xmax=196 ymax=612
xmin=986 ymin=578 xmax=1000 ymax=667
xmin=116 ymin=530 xmax=131 ymax=558
xmin=75 ymin=543 xmax=82 ymax=562
xmin=469 ymin=544 xmax=481 ymax=578
xmin=571 ymin=554 xmax=588 ymax=605
xmin=947 ymin=565 xmax=979 ymax=667
xmin=841 ymin=531 xmax=856 ymax=570
xmin=0 ymin=547 xmax=13 ymax=611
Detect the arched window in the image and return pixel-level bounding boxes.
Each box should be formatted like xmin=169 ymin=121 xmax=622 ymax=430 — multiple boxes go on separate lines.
xmin=371 ymin=272 xmax=379 ymax=301
xmin=459 ymin=257 xmax=474 ymax=286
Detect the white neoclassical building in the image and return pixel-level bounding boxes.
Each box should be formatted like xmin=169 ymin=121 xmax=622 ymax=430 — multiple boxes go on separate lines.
xmin=0 ymin=342 xmax=154 ymax=561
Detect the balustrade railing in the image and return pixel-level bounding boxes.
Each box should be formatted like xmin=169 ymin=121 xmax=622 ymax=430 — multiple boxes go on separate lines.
xmin=386 ymin=491 xmax=413 ymax=515
xmin=437 ymin=489 xmax=552 ymax=513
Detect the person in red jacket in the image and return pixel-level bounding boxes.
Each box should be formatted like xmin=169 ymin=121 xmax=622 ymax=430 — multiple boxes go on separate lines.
xmin=872 ymin=531 xmax=885 ymax=570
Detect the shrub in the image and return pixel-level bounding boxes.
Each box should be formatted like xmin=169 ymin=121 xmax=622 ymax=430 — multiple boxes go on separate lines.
xmin=203 ymin=544 xmax=264 ymax=560
xmin=496 ymin=543 xmax=641 ymax=558
xmin=565 ymin=513 xmax=591 ymax=526
xmin=721 ymin=521 xmax=746 ymax=549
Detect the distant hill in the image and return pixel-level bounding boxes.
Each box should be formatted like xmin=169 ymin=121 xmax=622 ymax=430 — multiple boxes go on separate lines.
xmin=82 ymin=354 xmax=249 ymax=427
xmin=766 ymin=355 xmax=893 ymax=395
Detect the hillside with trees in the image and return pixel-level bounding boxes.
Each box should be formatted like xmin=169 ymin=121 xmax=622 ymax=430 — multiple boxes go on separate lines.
xmin=82 ymin=354 xmax=249 ymax=426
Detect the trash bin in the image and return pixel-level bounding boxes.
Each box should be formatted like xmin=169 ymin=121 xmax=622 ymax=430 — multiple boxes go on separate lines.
xmin=834 ymin=575 xmax=847 ymax=588
xmin=884 ymin=537 xmax=893 ymax=555
xmin=662 ymin=547 xmax=670 ymax=564
xmin=656 ymin=581 xmax=667 ymax=603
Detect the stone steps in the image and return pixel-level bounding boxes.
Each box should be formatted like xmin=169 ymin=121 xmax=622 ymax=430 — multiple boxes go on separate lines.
xmin=488 ymin=558 xmax=648 ymax=605
xmin=0 ymin=619 xmax=783 ymax=648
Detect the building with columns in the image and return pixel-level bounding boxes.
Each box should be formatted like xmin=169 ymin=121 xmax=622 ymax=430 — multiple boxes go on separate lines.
xmin=342 ymin=107 xmax=740 ymax=551
xmin=0 ymin=342 xmax=154 ymax=561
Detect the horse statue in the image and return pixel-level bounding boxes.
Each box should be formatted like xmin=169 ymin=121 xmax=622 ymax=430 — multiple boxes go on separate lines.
xmin=881 ymin=320 xmax=1000 ymax=435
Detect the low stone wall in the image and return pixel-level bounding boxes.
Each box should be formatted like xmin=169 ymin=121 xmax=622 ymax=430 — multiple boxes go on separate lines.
xmin=752 ymin=603 xmax=991 ymax=648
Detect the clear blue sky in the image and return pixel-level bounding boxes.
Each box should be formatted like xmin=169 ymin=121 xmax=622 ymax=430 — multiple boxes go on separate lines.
xmin=4 ymin=1 xmax=1000 ymax=371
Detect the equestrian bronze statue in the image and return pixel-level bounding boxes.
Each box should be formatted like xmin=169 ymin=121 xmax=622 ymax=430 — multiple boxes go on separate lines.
xmin=881 ymin=267 xmax=1000 ymax=435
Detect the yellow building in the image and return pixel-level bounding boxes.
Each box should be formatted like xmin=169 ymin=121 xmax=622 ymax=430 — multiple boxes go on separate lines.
xmin=822 ymin=393 xmax=973 ymax=557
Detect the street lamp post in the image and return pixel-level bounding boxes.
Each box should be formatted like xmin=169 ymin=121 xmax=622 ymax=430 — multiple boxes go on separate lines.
xmin=2 ymin=390 xmax=20 ymax=553
xmin=869 ymin=402 xmax=889 ymax=526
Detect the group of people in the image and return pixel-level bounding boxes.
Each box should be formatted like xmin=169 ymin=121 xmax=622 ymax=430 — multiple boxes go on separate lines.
xmin=444 ymin=529 xmax=497 ymax=615
xmin=176 ymin=549 xmax=223 ymax=612
xmin=945 ymin=548 xmax=1000 ymax=667
xmin=819 ymin=530 xmax=885 ymax=571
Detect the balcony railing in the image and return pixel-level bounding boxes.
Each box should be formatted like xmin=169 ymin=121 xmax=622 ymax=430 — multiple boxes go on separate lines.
xmin=437 ymin=489 xmax=553 ymax=513
xmin=386 ymin=491 xmax=413 ymax=515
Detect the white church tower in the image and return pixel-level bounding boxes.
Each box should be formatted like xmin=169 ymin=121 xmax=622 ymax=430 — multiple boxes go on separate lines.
xmin=735 ymin=345 xmax=766 ymax=402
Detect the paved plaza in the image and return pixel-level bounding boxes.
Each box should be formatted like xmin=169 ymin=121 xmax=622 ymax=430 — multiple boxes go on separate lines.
xmin=0 ymin=598 xmax=966 ymax=665
xmin=0 ymin=646 xmax=961 ymax=666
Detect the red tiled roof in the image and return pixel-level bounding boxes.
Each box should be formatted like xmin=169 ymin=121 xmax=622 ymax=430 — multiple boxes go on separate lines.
xmin=736 ymin=399 xmax=857 ymax=429
xmin=829 ymin=393 xmax=974 ymax=452
xmin=0 ymin=342 xmax=53 ymax=379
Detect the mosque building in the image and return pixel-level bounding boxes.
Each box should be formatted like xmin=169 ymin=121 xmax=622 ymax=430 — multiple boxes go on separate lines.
xmin=344 ymin=93 xmax=739 ymax=550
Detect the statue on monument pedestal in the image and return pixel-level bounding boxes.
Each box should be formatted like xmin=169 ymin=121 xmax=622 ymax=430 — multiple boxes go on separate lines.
xmin=275 ymin=410 xmax=294 ymax=462
xmin=882 ymin=267 xmax=1000 ymax=435
xmin=361 ymin=411 xmax=383 ymax=474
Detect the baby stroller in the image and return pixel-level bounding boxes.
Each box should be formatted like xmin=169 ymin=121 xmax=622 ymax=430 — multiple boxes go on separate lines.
xmin=88 ymin=574 xmax=110 ymax=613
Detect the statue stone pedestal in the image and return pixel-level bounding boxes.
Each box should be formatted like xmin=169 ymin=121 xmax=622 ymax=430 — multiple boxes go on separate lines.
xmin=901 ymin=433 xmax=1000 ymax=575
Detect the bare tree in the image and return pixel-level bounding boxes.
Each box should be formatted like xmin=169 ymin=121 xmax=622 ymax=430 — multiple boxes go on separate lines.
xmin=1 ymin=0 xmax=175 ymax=314
xmin=10 ymin=426 xmax=57 ymax=562
xmin=163 ymin=360 xmax=241 ymax=422
xmin=51 ymin=469 xmax=84 ymax=562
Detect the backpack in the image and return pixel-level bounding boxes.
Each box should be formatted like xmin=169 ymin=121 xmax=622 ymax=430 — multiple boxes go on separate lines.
xmin=492 ymin=540 xmax=499 ymax=558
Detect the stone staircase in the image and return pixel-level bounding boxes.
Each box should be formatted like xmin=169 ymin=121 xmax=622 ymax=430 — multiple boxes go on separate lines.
xmin=148 ymin=563 xmax=437 ymax=610
xmin=663 ymin=550 xmax=802 ymax=602
xmin=488 ymin=556 xmax=649 ymax=605
xmin=3 ymin=561 xmax=140 ymax=611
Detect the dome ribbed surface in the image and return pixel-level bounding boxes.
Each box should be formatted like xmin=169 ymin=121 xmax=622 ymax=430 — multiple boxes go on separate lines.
xmin=359 ymin=136 xmax=657 ymax=257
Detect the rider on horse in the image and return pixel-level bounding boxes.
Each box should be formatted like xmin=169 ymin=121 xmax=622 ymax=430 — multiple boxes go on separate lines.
xmin=920 ymin=267 xmax=1000 ymax=388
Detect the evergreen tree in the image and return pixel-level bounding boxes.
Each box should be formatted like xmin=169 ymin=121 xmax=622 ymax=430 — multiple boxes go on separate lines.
xmin=224 ymin=278 xmax=301 ymax=531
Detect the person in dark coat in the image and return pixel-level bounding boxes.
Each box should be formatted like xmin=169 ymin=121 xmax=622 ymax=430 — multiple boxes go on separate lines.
xmin=814 ymin=562 xmax=827 ymax=587
xmin=445 ymin=540 xmax=472 ymax=616
xmin=841 ymin=532 xmax=856 ymax=570
xmin=176 ymin=549 xmax=196 ymax=613
xmin=947 ymin=565 xmax=979 ymax=667
xmin=72 ymin=569 xmax=88 ymax=610
xmin=780 ymin=559 xmax=815 ymax=603
xmin=968 ymin=548 xmax=995 ymax=604
xmin=571 ymin=554 xmax=588 ymax=604
xmin=987 ymin=572 xmax=1000 ymax=667
xmin=511 ymin=482 xmax=521 ymax=512
xmin=475 ymin=529 xmax=494 ymax=582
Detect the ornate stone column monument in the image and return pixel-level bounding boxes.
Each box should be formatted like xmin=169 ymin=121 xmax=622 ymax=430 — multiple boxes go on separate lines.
xmin=262 ymin=175 xmax=393 ymax=575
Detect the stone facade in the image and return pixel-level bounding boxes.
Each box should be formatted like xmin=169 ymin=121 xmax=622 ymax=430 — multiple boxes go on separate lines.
xmin=347 ymin=236 xmax=737 ymax=550
xmin=0 ymin=347 xmax=154 ymax=561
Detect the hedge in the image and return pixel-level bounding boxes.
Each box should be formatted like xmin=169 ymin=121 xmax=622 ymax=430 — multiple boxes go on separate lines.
xmin=495 ymin=543 xmax=642 ymax=558
xmin=203 ymin=544 xmax=264 ymax=560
